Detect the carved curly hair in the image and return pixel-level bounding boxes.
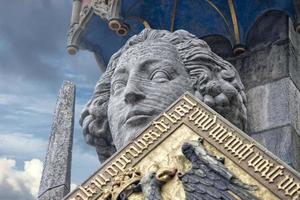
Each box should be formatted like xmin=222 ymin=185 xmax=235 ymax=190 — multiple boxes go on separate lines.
xmin=80 ymin=29 xmax=247 ymax=162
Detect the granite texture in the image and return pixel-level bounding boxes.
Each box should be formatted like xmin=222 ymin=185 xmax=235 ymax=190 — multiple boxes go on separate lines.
xmin=80 ymin=29 xmax=247 ymax=163
xmin=38 ymin=185 xmax=68 ymax=200
xmin=246 ymin=77 xmax=300 ymax=135
xmin=38 ymin=81 xmax=75 ymax=200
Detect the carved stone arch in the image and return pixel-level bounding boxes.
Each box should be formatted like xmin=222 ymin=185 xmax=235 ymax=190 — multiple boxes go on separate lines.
xmin=201 ymin=34 xmax=233 ymax=59
xmin=246 ymin=10 xmax=291 ymax=51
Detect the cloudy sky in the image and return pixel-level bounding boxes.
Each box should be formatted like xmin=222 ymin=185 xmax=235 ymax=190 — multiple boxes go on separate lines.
xmin=0 ymin=1 xmax=101 ymax=199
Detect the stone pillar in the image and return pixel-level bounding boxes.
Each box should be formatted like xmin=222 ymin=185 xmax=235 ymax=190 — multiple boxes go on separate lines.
xmin=67 ymin=0 xmax=82 ymax=55
xmin=71 ymin=0 xmax=82 ymax=25
xmin=294 ymin=0 xmax=300 ymax=33
xmin=230 ymin=17 xmax=300 ymax=170
xmin=38 ymin=81 xmax=76 ymax=200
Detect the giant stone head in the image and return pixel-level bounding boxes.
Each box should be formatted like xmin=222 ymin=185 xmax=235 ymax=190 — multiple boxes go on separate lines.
xmin=80 ymin=29 xmax=247 ymax=162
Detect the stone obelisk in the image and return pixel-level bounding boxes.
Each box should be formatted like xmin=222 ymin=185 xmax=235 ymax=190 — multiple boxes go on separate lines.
xmin=38 ymin=81 xmax=76 ymax=200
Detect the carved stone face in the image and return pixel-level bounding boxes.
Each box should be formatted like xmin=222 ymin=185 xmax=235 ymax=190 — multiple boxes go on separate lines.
xmin=107 ymin=41 xmax=194 ymax=149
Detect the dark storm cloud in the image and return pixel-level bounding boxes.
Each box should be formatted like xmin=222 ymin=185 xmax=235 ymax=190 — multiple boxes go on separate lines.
xmin=0 ymin=0 xmax=70 ymax=88
xmin=0 ymin=0 xmax=100 ymax=127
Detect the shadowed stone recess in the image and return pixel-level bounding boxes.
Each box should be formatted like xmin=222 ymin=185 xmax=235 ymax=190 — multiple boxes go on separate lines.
xmin=230 ymin=18 xmax=300 ymax=171
xmin=80 ymin=29 xmax=247 ymax=163
xmin=38 ymin=81 xmax=76 ymax=200
xmin=231 ymin=19 xmax=300 ymax=91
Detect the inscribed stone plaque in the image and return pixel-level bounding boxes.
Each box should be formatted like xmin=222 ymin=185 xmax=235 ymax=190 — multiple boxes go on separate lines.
xmin=64 ymin=93 xmax=300 ymax=200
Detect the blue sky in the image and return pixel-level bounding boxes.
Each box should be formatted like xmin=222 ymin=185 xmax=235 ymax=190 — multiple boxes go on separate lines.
xmin=0 ymin=1 xmax=101 ymax=199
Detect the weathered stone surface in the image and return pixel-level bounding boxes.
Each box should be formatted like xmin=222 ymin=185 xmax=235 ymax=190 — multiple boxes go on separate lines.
xmin=252 ymin=125 xmax=300 ymax=170
xmin=80 ymin=29 xmax=247 ymax=163
xmin=230 ymin=19 xmax=300 ymax=91
xmin=231 ymin=42 xmax=290 ymax=90
xmin=252 ymin=125 xmax=293 ymax=166
xmin=293 ymin=129 xmax=300 ymax=170
xmin=246 ymin=77 xmax=300 ymax=135
xmin=38 ymin=81 xmax=76 ymax=200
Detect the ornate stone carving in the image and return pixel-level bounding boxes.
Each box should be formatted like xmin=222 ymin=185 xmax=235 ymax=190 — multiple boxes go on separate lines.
xmin=137 ymin=168 xmax=177 ymax=200
xmin=80 ymin=29 xmax=247 ymax=163
xmin=79 ymin=5 xmax=92 ymax=24
xmin=67 ymin=23 xmax=79 ymax=55
xmin=102 ymin=168 xmax=142 ymax=200
xmin=67 ymin=0 xmax=128 ymax=55
xmin=97 ymin=138 xmax=258 ymax=200
xmin=67 ymin=4 xmax=94 ymax=55
xmin=105 ymin=168 xmax=177 ymax=200
xmin=179 ymin=138 xmax=258 ymax=200
xmin=65 ymin=94 xmax=300 ymax=200
xmin=92 ymin=0 xmax=111 ymax=19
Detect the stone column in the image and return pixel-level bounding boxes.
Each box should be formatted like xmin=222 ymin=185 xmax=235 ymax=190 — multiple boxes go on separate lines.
xmin=71 ymin=0 xmax=82 ymax=25
xmin=38 ymin=81 xmax=76 ymax=200
xmin=230 ymin=17 xmax=300 ymax=170
xmin=67 ymin=0 xmax=82 ymax=55
xmin=294 ymin=0 xmax=300 ymax=33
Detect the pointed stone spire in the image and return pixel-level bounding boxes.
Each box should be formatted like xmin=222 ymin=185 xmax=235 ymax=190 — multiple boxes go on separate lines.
xmin=38 ymin=81 xmax=76 ymax=200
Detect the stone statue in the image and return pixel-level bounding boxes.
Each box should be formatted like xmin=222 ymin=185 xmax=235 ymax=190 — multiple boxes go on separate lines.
xmin=80 ymin=29 xmax=247 ymax=162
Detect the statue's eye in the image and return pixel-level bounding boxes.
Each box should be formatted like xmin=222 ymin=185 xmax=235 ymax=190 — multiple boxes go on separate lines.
xmin=112 ymin=80 xmax=126 ymax=94
xmin=150 ymin=70 xmax=171 ymax=83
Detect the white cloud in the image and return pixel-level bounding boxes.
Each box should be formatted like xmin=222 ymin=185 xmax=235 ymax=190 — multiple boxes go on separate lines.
xmin=0 ymin=132 xmax=47 ymax=160
xmin=0 ymin=158 xmax=43 ymax=200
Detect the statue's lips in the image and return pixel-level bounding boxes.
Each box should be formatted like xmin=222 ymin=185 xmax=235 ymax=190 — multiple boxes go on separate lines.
xmin=124 ymin=110 xmax=153 ymax=125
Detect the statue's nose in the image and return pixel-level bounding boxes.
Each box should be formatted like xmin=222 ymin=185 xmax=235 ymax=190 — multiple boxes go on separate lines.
xmin=124 ymin=84 xmax=146 ymax=104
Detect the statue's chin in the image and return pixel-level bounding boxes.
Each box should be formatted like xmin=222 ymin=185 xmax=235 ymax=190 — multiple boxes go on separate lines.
xmin=114 ymin=116 xmax=152 ymax=149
